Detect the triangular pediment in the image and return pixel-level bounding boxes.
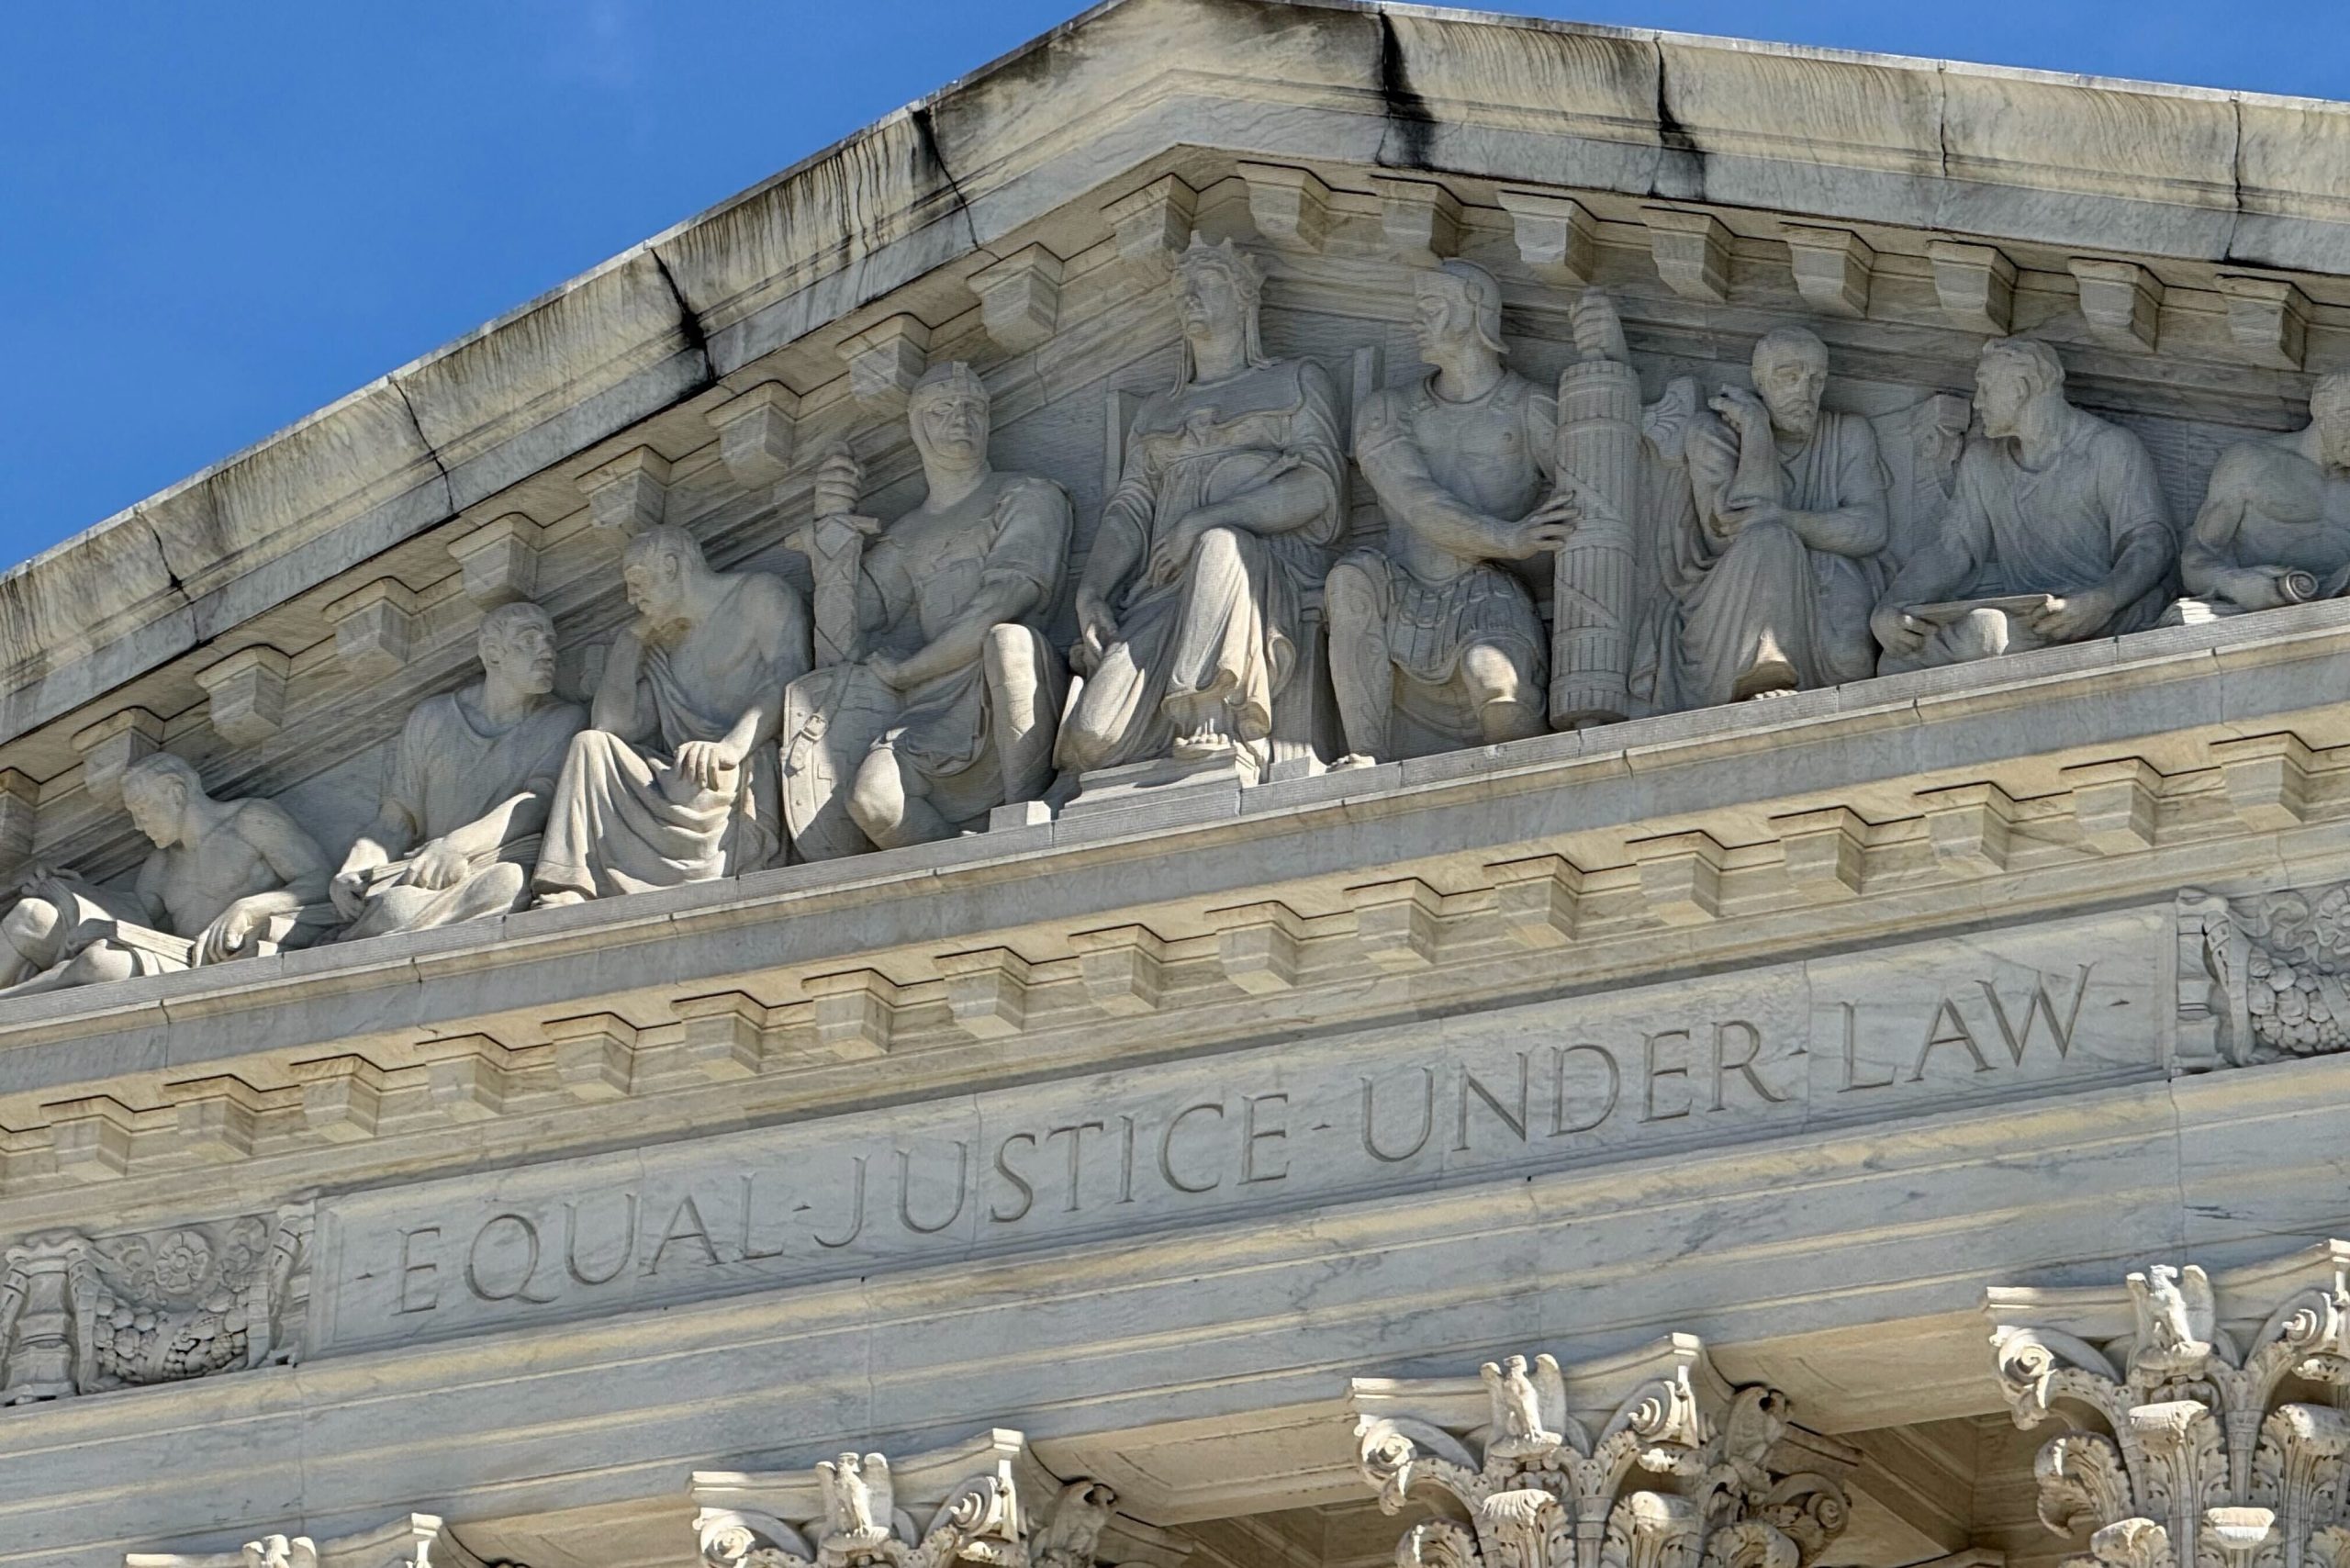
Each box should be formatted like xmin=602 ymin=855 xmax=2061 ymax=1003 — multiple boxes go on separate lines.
xmin=12 ymin=7 xmax=2350 ymax=1568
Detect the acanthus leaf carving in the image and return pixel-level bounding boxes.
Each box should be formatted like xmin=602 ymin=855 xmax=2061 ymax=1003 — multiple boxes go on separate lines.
xmin=1986 ymin=1244 xmax=2350 ymax=1568
xmin=1349 ymin=1338 xmax=1852 ymax=1568
xmin=692 ymin=1432 xmax=1165 ymax=1568
xmin=125 ymin=1511 xmax=489 ymax=1568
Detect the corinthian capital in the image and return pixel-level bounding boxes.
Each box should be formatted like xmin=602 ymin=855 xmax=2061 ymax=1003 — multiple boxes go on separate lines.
xmin=691 ymin=1430 xmax=1159 ymax=1568
xmin=1985 ymin=1240 xmax=2350 ymax=1568
xmin=1347 ymin=1334 xmax=1854 ymax=1568
xmin=123 ymin=1513 xmax=489 ymax=1568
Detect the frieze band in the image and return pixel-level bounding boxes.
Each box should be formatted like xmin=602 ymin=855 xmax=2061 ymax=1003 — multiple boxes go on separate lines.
xmin=3 ymin=233 xmax=2343 ymax=1001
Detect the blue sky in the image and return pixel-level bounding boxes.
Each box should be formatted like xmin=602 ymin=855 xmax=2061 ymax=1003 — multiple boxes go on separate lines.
xmin=2 ymin=0 xmax=2343 ymax=564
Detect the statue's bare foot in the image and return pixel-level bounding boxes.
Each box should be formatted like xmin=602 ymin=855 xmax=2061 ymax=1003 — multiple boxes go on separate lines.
xmin=1171 ymin=727 xmax=1237 ymax=762
xmin=532 ymin=889 xmax=590 ymax=910
xmin=1331 ymin=752 xmax=1382 ymax=770
xmin=1732 ymin=654 xmax=1799 ymax=702
xmin=1744 ymin=687 xmax=1797 ymax=701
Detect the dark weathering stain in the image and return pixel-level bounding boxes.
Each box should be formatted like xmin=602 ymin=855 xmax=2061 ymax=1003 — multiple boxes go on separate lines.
xmin=910 ymin=103 xmax=983 ymax=250
xmin=1654 ymin=50 xmax=1697 ymax=159
xmin=1377 ymin=14 xmax=1438 ymax=171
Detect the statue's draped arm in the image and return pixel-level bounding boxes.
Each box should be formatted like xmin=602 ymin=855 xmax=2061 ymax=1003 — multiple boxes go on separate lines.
xmin=1196 ymin=359 xmax=1347 ymax=543
xmin=2093 ymin=431 xmax=2177 ymax=612
xmin=591 ymin=628 xmax=658 ymax=742
xmin=725 ymin=576 xmax=811 ymax=756
xmin=859 ymin=540 xmax=918 ymax=638
xmin=332 ymin=708 xmax=434 ymax=904
xmin=1077 ymin=419 xmax=1158 ymax=610
xmin=1787 ymin=418 xmax=1891 ymax=558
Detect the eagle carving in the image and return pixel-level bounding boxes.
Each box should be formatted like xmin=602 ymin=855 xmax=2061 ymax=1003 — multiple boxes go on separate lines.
xmin=816 ymin=1451 xmax=897 ymax=1555
xmin=2126 ymin=1263 xmax=2217 ymax=1378
xmin=1479 ymin=1352 xmax=1565 ymax=1459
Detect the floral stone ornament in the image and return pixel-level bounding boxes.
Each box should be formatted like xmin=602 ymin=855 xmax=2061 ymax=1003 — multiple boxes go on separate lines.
xmin=691 ymin=1429 xmax=1156 ymax=1568
xmin=1986 ymin=1243 xmax=2350 ymax=1568
xmin=1348 ymin=1336 xmax=1854 ymax=1568
xmin=0 ymin=1203 xmax=310 ymax=1402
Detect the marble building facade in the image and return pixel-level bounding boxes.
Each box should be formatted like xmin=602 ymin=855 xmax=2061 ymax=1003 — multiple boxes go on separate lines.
xmin=6 ymin=1 xmax=2350 ymax=1563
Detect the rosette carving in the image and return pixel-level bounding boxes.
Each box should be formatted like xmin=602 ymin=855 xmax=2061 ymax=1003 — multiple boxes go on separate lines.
xmin=0 ymin=1202 xmax=310 ymax=1404
xmin=1348 ymin=1338 xmax=1853 ymax=1568
xmin=1986 ymin=1246 xmax=2350 ymax=1568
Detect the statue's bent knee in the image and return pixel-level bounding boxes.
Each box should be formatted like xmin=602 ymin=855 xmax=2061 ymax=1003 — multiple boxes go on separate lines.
xmin=847 ymin=746 xmax=910 ymax=838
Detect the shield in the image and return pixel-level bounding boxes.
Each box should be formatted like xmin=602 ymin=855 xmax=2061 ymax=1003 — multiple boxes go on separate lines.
xmin=779 ymin=661 xmax=901 ymax=861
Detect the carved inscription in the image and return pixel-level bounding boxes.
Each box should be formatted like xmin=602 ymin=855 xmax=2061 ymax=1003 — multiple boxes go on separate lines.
xmin=312 ymin=907 xmax=2169 ymax=1353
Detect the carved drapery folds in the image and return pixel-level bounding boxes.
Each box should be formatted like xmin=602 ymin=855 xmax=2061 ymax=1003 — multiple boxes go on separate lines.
xmin=0 ymin=1202 xmax=310 ymax=1404
xmin=1348 ymin=1335 xmax=1854 ymax=1568
xmin=1986 ymin=1241 xmax=2350 ymax=1568
xmin=4 ymin=198 xmax=2343 ymax=998
xmin=691 ymin=1429 xmax=1172 ymax=1568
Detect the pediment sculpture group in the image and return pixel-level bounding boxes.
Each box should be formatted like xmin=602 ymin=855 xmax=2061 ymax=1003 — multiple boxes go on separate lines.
xmin=6 ymin=236 xmax=2346 ymax=995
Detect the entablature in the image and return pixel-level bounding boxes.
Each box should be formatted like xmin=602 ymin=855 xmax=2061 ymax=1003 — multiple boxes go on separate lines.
xmin=4 ymin=599 xmax=2350 ymax=1221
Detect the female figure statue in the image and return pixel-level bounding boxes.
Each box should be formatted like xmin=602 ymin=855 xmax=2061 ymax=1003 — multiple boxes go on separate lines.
xmin=1056 ymin=235 xmax=1347 ymax=774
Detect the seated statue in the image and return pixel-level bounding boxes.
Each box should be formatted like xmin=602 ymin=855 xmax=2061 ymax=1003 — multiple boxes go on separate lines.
xmin=0 ymin=752 xmax=330 ymax=995
xmin=1327 ymin=260 xmax=1570 ymax=764
xmin=331 ymin=600 xmax=585 ymax=938
xmin=780 ymin=363 xmax=1070 ymax=857
xmin=1874 ymin=338 xmax=2174 ymax=671
xmin=1055 ymin=235 xmax=1348 ymax=774
xmin=2167 ymin=372 xmax=2350 ymax=623
xmin=1665 ymin=326 xmax=1889 ymax=703
xmin=532 ymin=527 xmax=810 ymax=904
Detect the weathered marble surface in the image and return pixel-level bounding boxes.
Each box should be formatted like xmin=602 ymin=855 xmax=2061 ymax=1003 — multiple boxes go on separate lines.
xmin=3 ymin=4 xmax=2349 ymax=1567
xmin=1985 ymin=1244 xmax=2350 ymax=1568
xmin=1874 ymin=338 xmax=2176 ymax=670
xmin=779 ymin=364 xmax=1069 ymax=857
xmin=1331 ymin=260 xmax=1563 ymax=763
xmin=533 ymin=528 xmax=809 ymax=902
xmin=308 ymin=904 xmax=2164 ymax=1356
xmin=332 ymin=601 xmax=582 ymax=938
xmin=1057 ymin=237 xmax=1347 ymax=775
xmin=1351 ymin=1338 xmax=1854 ymax=1568
xmin=2170 ymin=373 xmax=2350 ymax=622
xmin=0 ymin=1204 xmax=309 ymax=1404
xmin=1670 ymin=327 xmax=1887 ymax=701
xmin=0 ymin=753 xmax=330 ymax=994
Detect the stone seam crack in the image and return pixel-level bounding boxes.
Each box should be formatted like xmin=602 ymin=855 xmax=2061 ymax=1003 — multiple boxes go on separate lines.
xmin=647 ymin=244 xmax=717 ymax=386
xmin=912 ymin=102 xmax=985 ymax=257
xmin=387 ymin=375 xmax=458 ymax=521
